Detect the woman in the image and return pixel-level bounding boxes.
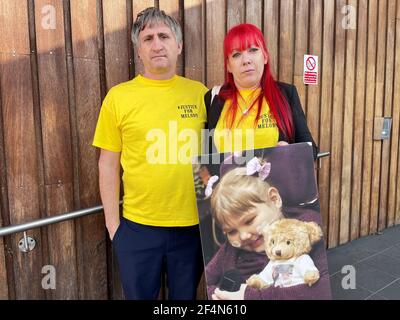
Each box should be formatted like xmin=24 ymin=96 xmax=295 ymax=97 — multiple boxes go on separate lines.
xmin=205 ymin=23 xmax=318 ymax=159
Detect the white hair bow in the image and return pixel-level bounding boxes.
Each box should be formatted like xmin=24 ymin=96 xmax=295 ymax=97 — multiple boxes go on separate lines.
xmin=246 ymin=157 xmax=271 ymax=181
xmin=205 ymin=175 xmax=219 ymax=197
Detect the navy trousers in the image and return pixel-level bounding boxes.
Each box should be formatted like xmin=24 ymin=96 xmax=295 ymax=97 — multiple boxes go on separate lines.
xmin=112 ymin=217 xmax=204 ymax=300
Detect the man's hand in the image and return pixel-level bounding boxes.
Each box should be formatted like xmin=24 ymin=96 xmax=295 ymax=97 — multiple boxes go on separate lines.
xmin=212 ymin=284 xmax=247 ymax=300
xmin=107 ymin=222 xmax=120 ymax=241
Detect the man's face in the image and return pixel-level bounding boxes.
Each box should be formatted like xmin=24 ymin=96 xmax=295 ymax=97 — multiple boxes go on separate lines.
xmin=137 ymin=23 xmax=182 ymax=78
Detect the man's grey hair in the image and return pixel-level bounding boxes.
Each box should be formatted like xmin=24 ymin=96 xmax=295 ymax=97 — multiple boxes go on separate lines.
xmin=131 ymin=7 xmax=183 ymax=47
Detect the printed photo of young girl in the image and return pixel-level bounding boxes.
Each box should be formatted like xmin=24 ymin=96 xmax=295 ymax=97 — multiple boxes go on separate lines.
xmin=192 ymin=143 xmax=332 ymax=300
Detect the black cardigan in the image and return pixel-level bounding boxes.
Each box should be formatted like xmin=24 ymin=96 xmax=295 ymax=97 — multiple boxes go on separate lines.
xmin=204 ymin=82 xmax=319 ymax=160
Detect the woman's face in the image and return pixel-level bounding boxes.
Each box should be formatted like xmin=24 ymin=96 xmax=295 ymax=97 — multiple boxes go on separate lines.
xmin=227 ymin=45 xmax=268 ymax=90
xmin=222 ymin=188 xmax=283 ymax=252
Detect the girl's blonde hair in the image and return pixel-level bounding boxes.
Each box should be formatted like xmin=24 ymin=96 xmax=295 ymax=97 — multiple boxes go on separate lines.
xmin=211 ymin=167 xmax=272 ymax=228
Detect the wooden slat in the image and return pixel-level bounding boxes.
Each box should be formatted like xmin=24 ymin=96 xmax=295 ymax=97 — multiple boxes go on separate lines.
xmin=264 ymin=0 xmax=280 ymax=77
xmin=28 ymin=1 xmax=49 ymax=300
xmin=360 ymin=0 xmax=378 ymax=237
xmin=307 ymin=0 xmax=323 ymax=148
xmin=34 ymin=0 xmax=79 ymax=300
xmin=73 ymin=58 xmax=107 ymax=299
xmin=70 ymin=0 xmax=107 ymax=299
xmin=159 ymin=0 xmax=183 ymax=75
xmin=0 ymin=54 xmax=44 ymax=299
xmin=393 ymin=0 xmax=400 ymax=225
xmin=339 ymin=0 xmax=357 ymax=244
xmin=351 ymin=0 xmax=368 ymax=240
xmin=126 ymin=1 xmax=134 ymax=79
xmin=328 ymin=0 xmax=346 ymax=247
xmin=0 ymin=237 xmax=8 ymax=299
xmin=0 ymin=18 xmax=12 ymax=299
xmin=378 ymin=0 xmax=396 ymax=231
xmin=133 ymin=0 xmax=156 ymax=76
xmin=0 ymin=0 xmax=30 ymax=54
xmin=369 ymin=0 xmax=388 ymax=234
xmin=206 ymin=0 xmax=226 ymax=87
xmin=2 ymin=1 xmax=44 ymax=299
xmin=279 ymin=0 xmax=295 ymax=83
xmin=70 ymin=0 xmax=98 ymax=59
xmin=34 ymin=0 xmax=72 ymax=188
xmin=319 ymin=0 xmax=335 ymax=244
xmin=45 ymin=184 xmax=78 ymax=299
xmin=34 ymin=0 xmax=65 ymax=54
xmin=0 ymin=199 xmax=9 ymax=299
xmin=184 ymin=0 xmax=205 ymax=82
xmin=246 ymin=0 xmax=262 ymax=29
xmin=36 ymin=56 xmax=72 ymax=184
xmin=62 ymin=0 xmax=85 ymax=300
xmin=227 ymin=0 xmax=245 ymax=30
xmin=103 ymin=0 xmax=130 ymax=89
xmin=293 ymin=0 xmax=309 ymax=112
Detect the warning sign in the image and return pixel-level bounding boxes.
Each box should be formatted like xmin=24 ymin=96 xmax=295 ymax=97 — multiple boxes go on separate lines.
xmin=303 ymin=55 xmax=318 ymax=85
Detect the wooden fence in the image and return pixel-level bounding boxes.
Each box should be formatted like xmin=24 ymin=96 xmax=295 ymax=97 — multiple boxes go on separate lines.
xmin=0 ymin=0 xmax=399 ymax=299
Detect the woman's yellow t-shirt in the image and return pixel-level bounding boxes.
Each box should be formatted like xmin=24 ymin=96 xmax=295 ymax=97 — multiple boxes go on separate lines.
xmin=214 ymin=89 xmax=279 ymax=152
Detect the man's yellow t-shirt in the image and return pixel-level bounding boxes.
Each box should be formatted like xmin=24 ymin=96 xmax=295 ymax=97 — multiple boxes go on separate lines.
xmin=93 ymin=75 xmax=207 ymax=227
xmin=214 ymin=89 xmax=279 ymax=152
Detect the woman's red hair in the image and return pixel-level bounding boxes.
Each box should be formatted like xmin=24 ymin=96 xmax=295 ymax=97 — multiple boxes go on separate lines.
xmin=219 ymin=23 xmax=294 ymax=142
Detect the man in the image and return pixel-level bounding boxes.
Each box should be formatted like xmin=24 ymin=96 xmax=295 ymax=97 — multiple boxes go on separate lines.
xmin=93 ymin=7 xmax=207 ymax=300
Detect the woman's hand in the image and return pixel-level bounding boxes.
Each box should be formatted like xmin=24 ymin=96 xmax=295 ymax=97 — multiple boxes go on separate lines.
xmin=276 ymin=141 xmax=289 ymax=146
xmin=212 ymin=284 xmax=247 ymax=300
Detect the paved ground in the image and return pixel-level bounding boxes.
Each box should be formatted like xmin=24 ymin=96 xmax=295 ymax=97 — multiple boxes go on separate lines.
xmin=327 ymin=224 xmax=400 ymax=300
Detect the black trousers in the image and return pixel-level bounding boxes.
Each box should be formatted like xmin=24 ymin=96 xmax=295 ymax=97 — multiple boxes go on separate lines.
xmin=113 ymin=217 xmax=204 ymax=300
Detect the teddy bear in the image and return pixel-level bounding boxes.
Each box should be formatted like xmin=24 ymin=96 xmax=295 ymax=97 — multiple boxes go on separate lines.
xmin=246 ymin=218 xmax=323 ymax=289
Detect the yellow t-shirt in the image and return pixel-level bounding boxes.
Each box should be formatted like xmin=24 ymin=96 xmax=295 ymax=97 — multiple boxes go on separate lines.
xmin=93 ymin=75 xmax=207 ymax=226
xmin=214 ymin=89 xmax=279 ymax=152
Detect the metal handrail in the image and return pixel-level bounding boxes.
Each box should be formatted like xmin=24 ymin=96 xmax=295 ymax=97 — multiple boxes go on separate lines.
xmin=317 ymin=151 xmax=330 ymax=169
xmin=0 ymin=152 xmax=330 ymax=238
xmin=0 ymin=204 xmax=106 ymax=237
xmin=317 ymin=151 xmax=330 ymax=158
